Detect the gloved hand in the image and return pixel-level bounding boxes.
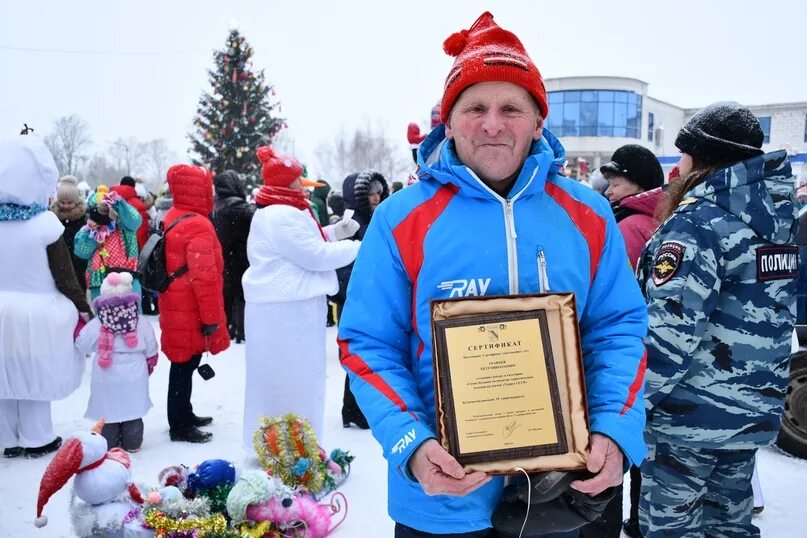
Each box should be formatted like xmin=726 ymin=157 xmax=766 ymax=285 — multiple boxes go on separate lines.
xmin=332 ymin=218 xmax=360 ymax=240
xmin=503 ymin=471 xmax=579 ymax=505
xmin=202 ymin=323 xmax=219 ymax=337
xmin=147 ymin=355 xmax=158 ymax=375
xmin=103 ymin=191 xmax=123 ymax=205
xmin=493 ymin=470 xmax=619 ymax=538
xmin=407 ymin=122 xmax=427 ymax=145
xmin=73 ymin=317 xmax=87 ymax=341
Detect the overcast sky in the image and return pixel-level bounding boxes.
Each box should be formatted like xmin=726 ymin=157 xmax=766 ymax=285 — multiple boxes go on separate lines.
xmin=1 ymin=0 xmax=805 ymax=180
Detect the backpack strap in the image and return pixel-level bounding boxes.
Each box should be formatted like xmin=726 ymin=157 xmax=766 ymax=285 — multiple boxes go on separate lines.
xmin=164 ymin=212 xmax=197 ymax=234
xmin=165 ymin=213 xmax=198 ymax=282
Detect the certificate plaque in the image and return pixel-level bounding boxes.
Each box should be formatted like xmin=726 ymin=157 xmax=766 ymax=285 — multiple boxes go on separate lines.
xmin=431 ymin=294 xmax=590 ymax=474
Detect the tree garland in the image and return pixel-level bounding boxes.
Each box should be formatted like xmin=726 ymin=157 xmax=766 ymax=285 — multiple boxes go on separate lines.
xmin=253 ymin=414 xmax=325 ymax=493
xmin=143 ymin=509 xmax=227 ymax=537
xmin=234 ymin=521 xmax=281 ymax=538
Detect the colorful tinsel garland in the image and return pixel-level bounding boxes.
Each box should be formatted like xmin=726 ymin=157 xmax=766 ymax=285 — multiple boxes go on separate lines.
xmin=143 ymin=509 xmax=227 ymax=537
xmin=253 ymin=414 xmax=325 ymax=493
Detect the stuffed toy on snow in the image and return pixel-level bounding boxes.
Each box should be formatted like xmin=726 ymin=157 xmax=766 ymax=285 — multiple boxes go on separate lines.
xmin=253 ymin=414 xmax=354 ymax=497
xmin=185 ymin=458 xmax=237 ymax=514
xmin=34 ymin=420 xmax=143 ymax=536
xmin=157 ymin=464 xmax=192 ymax=496
xmin=227 ymin=470 xmax=347 ymax=538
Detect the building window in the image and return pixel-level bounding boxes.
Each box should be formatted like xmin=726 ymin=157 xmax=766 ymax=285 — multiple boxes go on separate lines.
xmin=758 ymin=116 xmax=771 ymax=144
xmin=547 ymin=90 xmax=642 ymax=138
xmin=648 ymin=112 xmax=655 ymax=142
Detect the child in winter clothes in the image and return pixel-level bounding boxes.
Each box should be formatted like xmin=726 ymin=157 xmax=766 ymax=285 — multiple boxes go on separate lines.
xmin=74 ymin=185 xmax=142 ymax=304
xmin=75 ymin=272 xmax=158 ymax=452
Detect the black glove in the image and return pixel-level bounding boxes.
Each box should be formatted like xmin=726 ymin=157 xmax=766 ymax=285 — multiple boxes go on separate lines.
xmin=492 ymin=471 xmax=618 ymax=538
xmin=201 ymin=323 xmax=218 ymax=337
xmin=503 ymin=471 xmax=579 ymax=505
xmin=88 ymin=207 xmax=111 ymax=226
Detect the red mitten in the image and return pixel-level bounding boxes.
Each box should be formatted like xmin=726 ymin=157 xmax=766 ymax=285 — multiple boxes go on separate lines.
xmin=407 ymin=123 xmax=426 ymax=146
xmin=74 ymin=317 xmax=87 ymax=341
xmin=147 ymin=355 xmax=158 ymax=375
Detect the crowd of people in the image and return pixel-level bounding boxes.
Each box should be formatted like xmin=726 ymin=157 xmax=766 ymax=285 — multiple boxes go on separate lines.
xmin=0 ymin=9 xmax=803 ymax=538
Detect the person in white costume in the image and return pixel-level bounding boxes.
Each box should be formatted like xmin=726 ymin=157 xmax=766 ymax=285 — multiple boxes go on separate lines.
xmin=241 ymin=146 xmax=361 ymax=449
xmin=76 ymin=272 xmax=159 ymax=452
xmin=0 ymin=133 xmax=92 ymax=459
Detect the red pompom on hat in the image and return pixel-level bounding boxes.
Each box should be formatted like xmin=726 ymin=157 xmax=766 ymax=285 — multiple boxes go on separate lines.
xmin=440 ymin=11 xmax=548 ymax=123
xmin=256 ymin=146 xmax=324 ymax=188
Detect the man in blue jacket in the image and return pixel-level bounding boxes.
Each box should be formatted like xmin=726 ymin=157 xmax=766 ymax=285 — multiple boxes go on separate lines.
xmin=338 ymin=12 xmax=648 ymax=537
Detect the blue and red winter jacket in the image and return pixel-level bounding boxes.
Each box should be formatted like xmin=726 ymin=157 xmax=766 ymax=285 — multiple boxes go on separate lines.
xmin=338 ymin=126 xmax=648 ymax=533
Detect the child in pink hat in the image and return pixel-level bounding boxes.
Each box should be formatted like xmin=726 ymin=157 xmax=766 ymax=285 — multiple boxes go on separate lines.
xmin=75 ymin=272 xmax=158 ymax=452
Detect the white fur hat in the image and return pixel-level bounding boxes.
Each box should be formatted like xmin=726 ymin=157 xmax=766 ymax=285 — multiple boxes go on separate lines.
xmin=100 ymin=272 xmax=134 ymax=296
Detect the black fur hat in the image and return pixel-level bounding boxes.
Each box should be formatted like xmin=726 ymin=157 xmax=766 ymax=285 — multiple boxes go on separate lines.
xmin=675 ymin=101 xmax=764 ymax=165
xmin=600 ymin=144 xmax=663 ymax=192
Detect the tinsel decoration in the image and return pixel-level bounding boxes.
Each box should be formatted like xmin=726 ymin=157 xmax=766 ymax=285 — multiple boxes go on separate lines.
xmin=320 ymin=449 xmax=355 ymax=495
xmin=143 ymin=509 xmax=227 ymax=537
xmin=142 ymin=491 xmax=211 ymax=519
xmin=253 ymin=414 xmax=326 ymax=493
xmin=0 ymin=202 xmax=46 ymax=222
xmin=199 ymin=484 xmax=233 ymax=516
xmin=235 ymin=521 xmax=281 ymax=538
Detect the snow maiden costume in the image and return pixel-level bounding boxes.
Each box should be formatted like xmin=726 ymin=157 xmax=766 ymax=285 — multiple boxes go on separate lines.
xmin=0 ymin=134 xmax=91 ymax=459
xmin=76 ymin=272 xmax=158 ymax=452
xmin=241 ymin=147 xmax=361 ymax=448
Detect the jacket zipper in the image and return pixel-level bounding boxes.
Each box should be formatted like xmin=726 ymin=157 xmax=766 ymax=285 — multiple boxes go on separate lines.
xmin=538 ymin=250 xmax=550 ymax=292
xmin=466 ymin=166 xmax=540 ymax=294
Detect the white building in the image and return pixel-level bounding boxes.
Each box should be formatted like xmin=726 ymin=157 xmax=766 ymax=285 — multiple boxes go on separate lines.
xmin=544 ymin=76 xmax=807 ymax=182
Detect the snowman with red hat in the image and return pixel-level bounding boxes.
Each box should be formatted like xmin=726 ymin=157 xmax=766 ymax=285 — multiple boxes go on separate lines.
xmin=35 ymin=419 xmax=143 ymax=536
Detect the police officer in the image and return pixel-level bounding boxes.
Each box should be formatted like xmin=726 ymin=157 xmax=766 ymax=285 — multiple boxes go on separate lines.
xmin=637 ymin=102 xmax=799 ymax=537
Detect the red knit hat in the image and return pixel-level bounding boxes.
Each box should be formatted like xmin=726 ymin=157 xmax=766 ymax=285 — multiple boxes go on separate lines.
xmin=441 ymin=12 xmax=548 ymax=123
xmin=256 ymin=146 xmax=324 ymax=188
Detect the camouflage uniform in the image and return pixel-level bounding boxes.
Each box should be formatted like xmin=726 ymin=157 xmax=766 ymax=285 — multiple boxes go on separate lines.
xmin=636 ymin=151 xmax=799 ymax=537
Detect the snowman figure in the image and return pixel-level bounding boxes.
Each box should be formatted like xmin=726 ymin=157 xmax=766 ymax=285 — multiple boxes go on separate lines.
xmin=35 ymin=420 xmax=143 ymax=537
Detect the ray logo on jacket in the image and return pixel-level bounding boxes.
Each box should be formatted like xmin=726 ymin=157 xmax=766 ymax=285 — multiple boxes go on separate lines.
xmin=437 ymin=278 xmax=492 ymax=298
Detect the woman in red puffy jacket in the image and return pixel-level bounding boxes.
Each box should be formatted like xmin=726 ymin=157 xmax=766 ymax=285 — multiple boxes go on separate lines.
xmin=158 ymin=164 xmax=230 ymax=443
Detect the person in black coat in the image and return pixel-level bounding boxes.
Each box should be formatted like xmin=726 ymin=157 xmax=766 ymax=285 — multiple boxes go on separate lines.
xmin=49 ymin=175 xmax=88 ymax=290
xmin=334 ymin=169 xmax=389 ymax=428
xmin=212 ymin=170 xmax=255 ymax=343
xmin=327 ymin=193 xmax=345 ymax=223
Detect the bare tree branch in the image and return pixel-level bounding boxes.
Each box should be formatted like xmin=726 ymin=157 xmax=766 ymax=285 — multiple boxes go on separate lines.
xmin=315 ymin=123 xmax=410 ymax=191
xmin=139 ymin=138 xmax=176 ymax=188
xmin=108 ymin=137 xmax=144 ymax=178
xmin=43 ymin=115 xmax=92 ymax=176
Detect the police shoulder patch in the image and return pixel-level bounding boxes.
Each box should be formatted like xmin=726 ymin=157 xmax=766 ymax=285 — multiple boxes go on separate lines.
xmin=757 ymin=245 xmax=799 ymax=281
xmin=652 ymin=241 xmax=686 ymax=286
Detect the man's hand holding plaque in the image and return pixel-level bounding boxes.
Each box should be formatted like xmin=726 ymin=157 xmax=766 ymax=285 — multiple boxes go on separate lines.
xmin=408 ymin=439 xmax=491 ymax=496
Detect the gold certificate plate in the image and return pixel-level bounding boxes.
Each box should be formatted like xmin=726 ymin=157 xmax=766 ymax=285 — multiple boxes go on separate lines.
xmin=431 ymin=294 xmax=589 ymax=474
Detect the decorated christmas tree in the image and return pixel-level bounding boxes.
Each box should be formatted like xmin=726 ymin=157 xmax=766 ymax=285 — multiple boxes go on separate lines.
xmin=188 ymin=27 xmax=285 ymax=188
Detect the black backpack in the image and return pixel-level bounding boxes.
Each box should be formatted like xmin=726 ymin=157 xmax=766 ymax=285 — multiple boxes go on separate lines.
xmin=138 ymin=213 xmax=196 ymax=293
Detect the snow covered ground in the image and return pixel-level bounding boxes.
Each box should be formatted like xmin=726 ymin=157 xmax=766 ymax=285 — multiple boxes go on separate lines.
xmin=2 ymin=317 xmax=806 ymax=537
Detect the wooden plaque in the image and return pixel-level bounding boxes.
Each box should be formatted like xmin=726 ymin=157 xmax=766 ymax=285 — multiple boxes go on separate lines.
xmin=431 ymin=294 xmax=589 ymax=473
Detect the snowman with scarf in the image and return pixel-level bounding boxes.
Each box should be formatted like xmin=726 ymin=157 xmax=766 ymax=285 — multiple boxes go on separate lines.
xmin=35 ymin=420 xmax=143 ymax=537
